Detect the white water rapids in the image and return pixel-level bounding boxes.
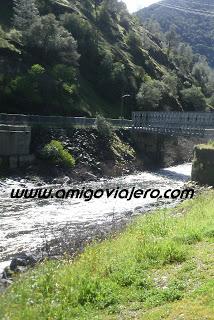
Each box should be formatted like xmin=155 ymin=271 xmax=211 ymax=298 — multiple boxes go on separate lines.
xmin=0 ymin=163 xmax=192 ymax=272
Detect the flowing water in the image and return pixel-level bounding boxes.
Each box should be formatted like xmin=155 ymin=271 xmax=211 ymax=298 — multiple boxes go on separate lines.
xmin=0 ymin=163 xmax=192 ymax=271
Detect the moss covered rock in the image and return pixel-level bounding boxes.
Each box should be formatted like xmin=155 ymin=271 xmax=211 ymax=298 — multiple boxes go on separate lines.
xmin=191 ymin=143 xmax=214 ymax=186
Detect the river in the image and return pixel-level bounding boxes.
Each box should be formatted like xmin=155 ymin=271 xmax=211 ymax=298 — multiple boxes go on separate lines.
xmin=0 ymin=163 xmax=192 ymax=272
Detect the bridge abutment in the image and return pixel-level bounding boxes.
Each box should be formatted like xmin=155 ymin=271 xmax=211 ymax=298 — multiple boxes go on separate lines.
xmin=131 ymin=131 xmax=165 ymax=166
xmin=0 ymin=125 xmax=33 ymax=169
xmin=131 ymin=130 xmax=210 ymax=168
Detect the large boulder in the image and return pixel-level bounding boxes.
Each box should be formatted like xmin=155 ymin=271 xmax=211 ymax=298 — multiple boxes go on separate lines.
xmin=191 ymin=143 xmax=214 ymax=186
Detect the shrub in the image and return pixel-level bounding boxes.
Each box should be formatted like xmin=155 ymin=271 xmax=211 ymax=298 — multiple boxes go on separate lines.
xmin=95 ymin=114 xmax=113 ymax=141
xmin=41 ymin=140 xmax=75 ymax=168
xmin=181 ymin=86 xmax=207 ymax=111
xmin=137 ymin=79 xmax=164 ymax=110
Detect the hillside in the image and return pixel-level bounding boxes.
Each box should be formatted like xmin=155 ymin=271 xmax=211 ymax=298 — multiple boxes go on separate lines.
xmin=137 ymin=0 xmax=214 ymax=68
xmin=0 ymin=0 xmax=213 ymax=117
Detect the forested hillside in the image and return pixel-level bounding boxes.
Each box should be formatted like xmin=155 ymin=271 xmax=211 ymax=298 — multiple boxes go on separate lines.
xmin=0 ymin=0 xmax=213 ymax=117
xmin=137 ymin=0 xmax=214 ymax=67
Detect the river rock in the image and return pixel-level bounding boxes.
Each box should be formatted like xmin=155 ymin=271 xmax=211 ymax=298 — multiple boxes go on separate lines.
xmin=80 ymin=172 xmax=97 ymax=181
xmin=10 ymin=253 xmax=37 ymax=272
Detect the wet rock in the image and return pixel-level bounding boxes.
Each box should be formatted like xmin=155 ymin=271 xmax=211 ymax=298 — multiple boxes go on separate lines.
xmin=2 ymin=266 xmax=14 ymax=279
xmin=81 ymin=171 xmax=97 ymax=181
xmin=52 ymin=176 xmax=71 ymax=185
xmin=10 ymin=253 xmax=37 ymax=272
xmin=37 ymin=182 xmax=43 ymax=187
xmin=62 ymin=176 xmax=71 ymax=185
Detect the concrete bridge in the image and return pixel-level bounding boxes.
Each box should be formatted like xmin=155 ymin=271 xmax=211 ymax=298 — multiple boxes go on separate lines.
xmin=132 ymin=112 xmax=214 ymax=138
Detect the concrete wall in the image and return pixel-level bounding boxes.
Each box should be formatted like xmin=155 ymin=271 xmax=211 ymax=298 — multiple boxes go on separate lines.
xmin=0 ymin=125 xmax=32 ymax=169
xmin=0 ymin=125 xmax=31 ymax=156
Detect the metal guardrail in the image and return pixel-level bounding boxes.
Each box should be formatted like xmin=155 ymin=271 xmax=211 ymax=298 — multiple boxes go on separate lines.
xmin=134 ymin=126 xmax=206 ymax=137
xmin=132 ymin=111 xmax=214 ymax=137
xmin=0 ymin=113 xmax=132 ymax=128
xmin=0 ymin=112 xmax=213 ymax=137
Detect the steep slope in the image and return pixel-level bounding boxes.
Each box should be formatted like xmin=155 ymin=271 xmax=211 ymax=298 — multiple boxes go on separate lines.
xmin=0 ymin=0 xmax=206 ymax=117
xmin=137 ymin=0 xmax=214 ymax=67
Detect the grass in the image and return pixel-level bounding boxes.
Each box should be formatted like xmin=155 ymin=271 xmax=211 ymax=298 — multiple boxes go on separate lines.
xmin=0 ymin=191 xmax=214 ymax=319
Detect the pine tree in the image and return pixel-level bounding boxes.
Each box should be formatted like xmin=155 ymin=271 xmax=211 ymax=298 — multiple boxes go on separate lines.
xmin=13 ymin=0 xmax=40 ymax=31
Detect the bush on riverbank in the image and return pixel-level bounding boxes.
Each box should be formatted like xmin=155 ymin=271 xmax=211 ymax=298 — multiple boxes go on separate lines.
xmin=96 ymin=114 xmax=114 ymax=142
xmin=0 ymin=191 xmax=214 ymax=319
xmin=41 ymin=140 xmax=75 ymax=168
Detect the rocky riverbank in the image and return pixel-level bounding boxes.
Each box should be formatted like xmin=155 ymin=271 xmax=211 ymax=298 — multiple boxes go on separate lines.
xmin=1 ymin=126 xmax=209 ymax=183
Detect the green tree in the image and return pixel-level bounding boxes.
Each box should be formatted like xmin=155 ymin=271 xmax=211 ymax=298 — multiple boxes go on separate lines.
xmin=0 ymin=26 xmax=21 ymax=53
xmin=165 ymin=25 xmax=179 ymax=56
xmin=144 ymin=18 xmax=163 ymax=40
xmin=174 ymin=43 xmax=194 ymax=74
xmin=162 ymin=72 xmax=178 ymax=97
xmin=13 ymin=0 xmax=40 ymax=31
xmin=137 ymin=78 xmax=163 ymax=110
xmin=27 ymin=14 xmax=80 ymax=65
xmin=61 ymin=13 xmax=97 ymax=64
xmin=181 ymin=86 xmax=207 ymax=111
xmin=192 ymin=58 xmax=211 ymax=93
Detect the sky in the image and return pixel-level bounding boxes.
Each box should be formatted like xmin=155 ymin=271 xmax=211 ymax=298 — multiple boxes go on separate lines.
xmin=123 ymin=0 xmax=160 ymax=13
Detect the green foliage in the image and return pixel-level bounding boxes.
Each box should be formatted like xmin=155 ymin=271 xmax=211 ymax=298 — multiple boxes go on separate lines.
xmin=171 ymin=43 xmax=194 ymax=75
xmin=26 ymin=13 xmax=80 ymax=65
xmin=162 ymin=72 xmax=178 ymax=97
xmin=0 ymin=25 xmax=21 ymax=53
xmin=143 ymin=18 xmax=163 ymax=40
xmin=192 ymin=58 xmax=214 ymax=96
xmin=127 ymin=31 xmax=142 ymax=49
xmin=60 ymin=12 xmax=96 ymax=57
xmin=137 ymin=0 xmax=214 ymax=67
xmin=13 ymin=0 xmax=40 ymax=31
xmin=0 ymin=0 xmax=212 ymax=115
xmin=0 ymin=191 xmax=214 ymax=319
xmin=8 ymin=64 xmax=46 ymax=110
xmin=29 ymin=63 xmax=45 ymax=76
xmin=3 ymin=63 xmax=78 ymax=115
xmin=98 ymin=0 xmax=122 ymax=40
xmin=41 ymin=140 xmax=75 ymax=168
xmin=181 ymin=86 xmax=207 ymax=111
xmin=137 ymin=78 xmax=164 ymax=110
xmin=165 ymin=25 xmax=179 ymax=56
